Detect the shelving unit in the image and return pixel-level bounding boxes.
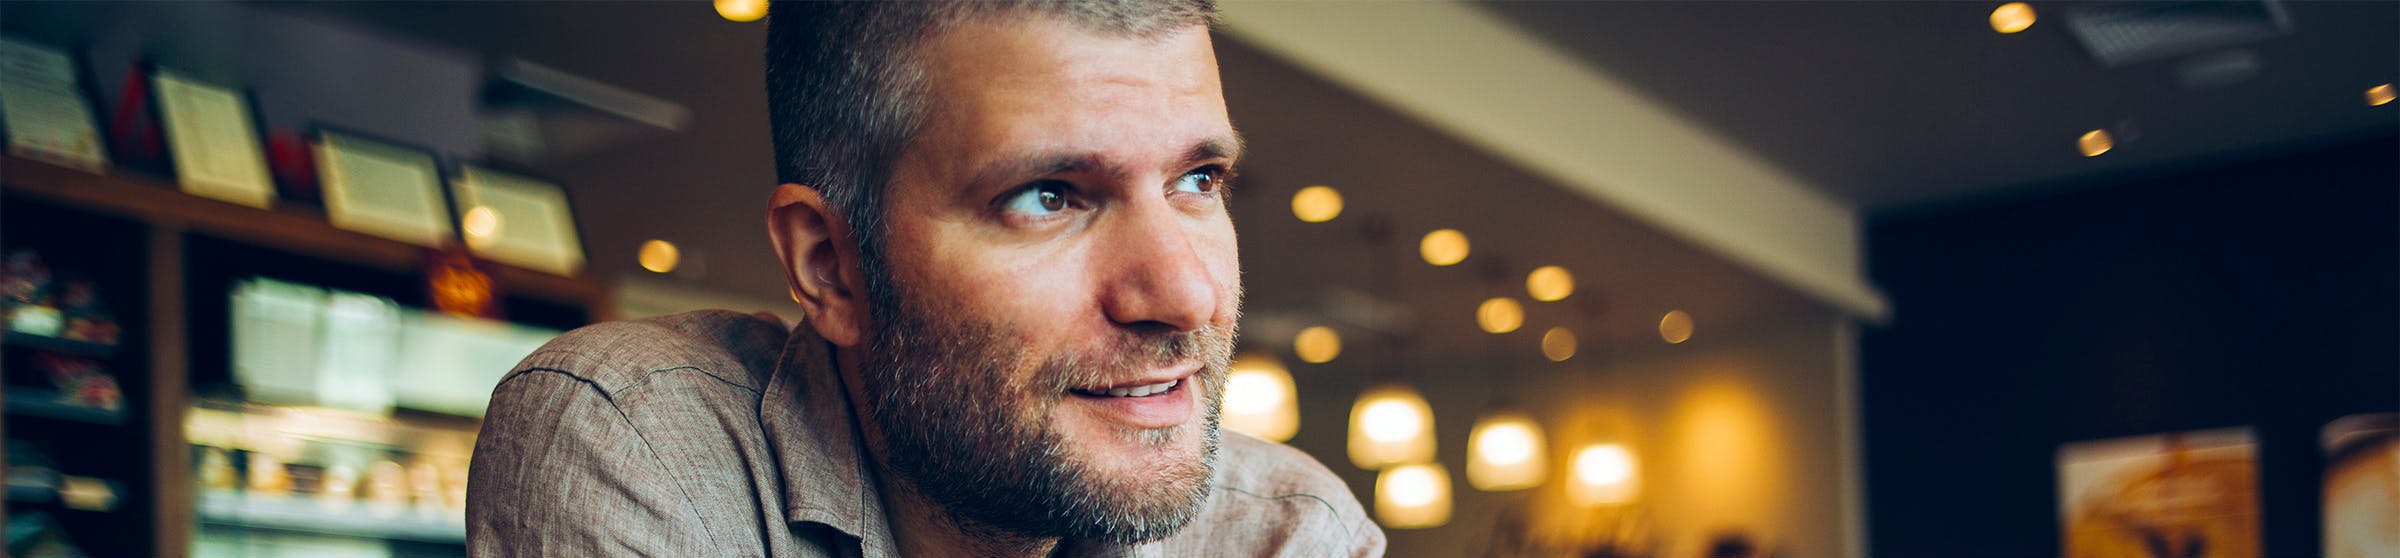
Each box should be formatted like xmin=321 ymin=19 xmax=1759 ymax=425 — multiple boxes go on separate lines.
xmin=2 ymin=154 xmax=607 ymax=558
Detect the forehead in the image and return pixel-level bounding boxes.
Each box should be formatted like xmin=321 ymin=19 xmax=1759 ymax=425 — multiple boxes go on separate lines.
xmin=904 ymin=15 xmax=1229 ymax=173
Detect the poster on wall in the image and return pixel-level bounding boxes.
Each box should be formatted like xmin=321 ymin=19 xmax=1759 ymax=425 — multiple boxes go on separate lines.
xmin=2324 ymin=413 xmax=2398 ymax=558
xmin=2057 ymin=427 xmax=2260 ymax=558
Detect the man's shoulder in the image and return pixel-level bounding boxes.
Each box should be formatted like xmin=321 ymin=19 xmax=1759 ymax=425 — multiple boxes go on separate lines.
xmin=505 ymin=309 xmax=792 ymax=396
xmin=1174 ymin=432 xmax=1386 ymax=556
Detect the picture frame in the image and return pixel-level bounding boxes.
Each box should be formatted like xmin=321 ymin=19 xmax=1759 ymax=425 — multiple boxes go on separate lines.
xmin=150 ymin=66 xmax=275 ymax=209
xmin=313 ymin=128 xmax=455 ymax=248
xmin=0 ymin=35 xmax=110 ymax=171
xmin=449 ymin=163 xmax=585 ymax=277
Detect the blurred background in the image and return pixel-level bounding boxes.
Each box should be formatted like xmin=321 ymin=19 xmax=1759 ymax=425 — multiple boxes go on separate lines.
xmin=0 ymin=1 xmax=2392 ymax=557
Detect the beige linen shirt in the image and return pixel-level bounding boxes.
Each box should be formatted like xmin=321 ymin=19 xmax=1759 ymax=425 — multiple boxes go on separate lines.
xmin=467 ymin=310 xmax=1385 ymax=557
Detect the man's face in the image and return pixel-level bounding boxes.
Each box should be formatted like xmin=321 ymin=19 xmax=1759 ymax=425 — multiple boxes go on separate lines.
xmin=854 ymin=15 xmax=1242 ymax=542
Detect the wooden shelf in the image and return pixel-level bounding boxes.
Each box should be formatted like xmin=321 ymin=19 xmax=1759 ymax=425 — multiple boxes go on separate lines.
xmin=1 ymin=331 xmax=121 ymax=359
xmin=4 ymin=391 xmax=127 ymax=425
xmin=0 ymin=156 xmax=606 ymax=308
xmin=197 ymin=491 xmax=464 ymax=544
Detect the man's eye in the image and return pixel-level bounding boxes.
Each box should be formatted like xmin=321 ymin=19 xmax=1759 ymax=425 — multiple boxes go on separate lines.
xmin=1173 ymin=167 xmax=1224 ymax=195
xmin=1001 ymin=182 xmax=1073 ymax=216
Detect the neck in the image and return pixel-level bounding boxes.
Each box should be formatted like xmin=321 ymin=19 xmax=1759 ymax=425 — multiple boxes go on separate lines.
xmin=880 ymin=473 xmax=1060 ymax=558
xmin=833 ymin=346 xmax=1062 ymax=558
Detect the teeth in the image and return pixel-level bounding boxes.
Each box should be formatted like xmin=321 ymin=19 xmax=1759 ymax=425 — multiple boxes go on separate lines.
xmin=1100 ymin=379 xmax=1178 ymax=398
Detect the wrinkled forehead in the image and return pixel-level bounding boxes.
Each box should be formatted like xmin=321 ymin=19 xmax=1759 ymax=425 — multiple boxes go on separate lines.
xmin=901 ymin=15 xmax=1231 ymax=180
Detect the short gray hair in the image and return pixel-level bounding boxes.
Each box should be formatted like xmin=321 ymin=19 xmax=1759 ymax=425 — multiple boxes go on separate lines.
xmin=763 ymin=1 xmax=1217 ymax=280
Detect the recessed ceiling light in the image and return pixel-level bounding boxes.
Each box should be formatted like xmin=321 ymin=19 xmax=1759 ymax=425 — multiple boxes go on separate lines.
xmin=1540 ymin=327 xmax=1576 ymax=362
xmin=1294 ymin=326 xmax=1342 ymax=364
xmin=1478 ymin=297 xmax=1524 ymax=334
xmin=2078 ymin=129 xmax=2113 ymax=157
xmin=2368 ymin=84 xmax=2396 ymax=107
xmin=1526 ymin=265 xmax=1574 ymax=302
xmin=715 ymin=0 xmax=767 ymax=22
xmin=639 ymin=239 xmax=681 ymax=274
xmin=1990 ymin=2 xmax=2036 ymax=34
xmin=1292 ymin=185 xmax=1344 ymax=223
xmin=1658 ymin=310 xmax=1693 ymax=344
xmin=1420 ymin=229 xmax=1470 ymax=266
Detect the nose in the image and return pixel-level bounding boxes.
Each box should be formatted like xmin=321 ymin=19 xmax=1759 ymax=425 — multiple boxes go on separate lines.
xmin=1096 ymin=197 xmax=1219 ymax=334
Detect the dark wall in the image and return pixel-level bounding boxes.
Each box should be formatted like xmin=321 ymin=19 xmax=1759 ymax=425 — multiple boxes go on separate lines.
xmin=1860 ymin=136 xmax=2400 ymax=557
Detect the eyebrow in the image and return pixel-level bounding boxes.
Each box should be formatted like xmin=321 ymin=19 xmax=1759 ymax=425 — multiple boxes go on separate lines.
xmin=971 ymin=134 xmax=1247 ymax=192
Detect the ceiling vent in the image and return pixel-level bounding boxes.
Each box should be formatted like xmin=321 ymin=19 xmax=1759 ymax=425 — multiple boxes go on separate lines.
xmin=2064 ymin=0 xmax=2293 ymax=67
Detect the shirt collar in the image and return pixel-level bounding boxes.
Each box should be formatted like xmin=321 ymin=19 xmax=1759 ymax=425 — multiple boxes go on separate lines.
xmin=759 ymin=320 xmax=901 ymax=557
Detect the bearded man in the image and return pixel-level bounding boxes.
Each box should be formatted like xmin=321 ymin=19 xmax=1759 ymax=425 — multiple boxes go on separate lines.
xmin=464 ymin=2 xmax=1386 ymax=556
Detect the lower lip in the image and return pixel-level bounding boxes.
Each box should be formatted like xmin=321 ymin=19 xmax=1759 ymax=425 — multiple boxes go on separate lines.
xmin=1067 ymin=378 xmax=1196 ymax=429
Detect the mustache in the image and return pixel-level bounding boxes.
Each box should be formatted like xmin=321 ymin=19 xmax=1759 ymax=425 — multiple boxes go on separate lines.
xmin=1039 ymin=323 xmax=1239 ymax=394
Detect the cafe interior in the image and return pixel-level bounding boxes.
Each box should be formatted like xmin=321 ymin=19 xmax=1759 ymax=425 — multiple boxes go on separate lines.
xmin=0 ymin=1 xmax=2393 ymax=557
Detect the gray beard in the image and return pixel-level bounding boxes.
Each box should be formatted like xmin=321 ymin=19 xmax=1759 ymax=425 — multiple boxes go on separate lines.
xmin=857 ymin=287 xmax=1233 ymax=544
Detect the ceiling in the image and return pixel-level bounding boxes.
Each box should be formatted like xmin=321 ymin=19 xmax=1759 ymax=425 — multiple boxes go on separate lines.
xmin=1478 ymin=0 xmax=2400 ymax=212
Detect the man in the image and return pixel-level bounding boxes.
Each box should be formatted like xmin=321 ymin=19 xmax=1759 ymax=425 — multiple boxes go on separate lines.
xmin=465 ymin=2 xmax=1386 ymax=557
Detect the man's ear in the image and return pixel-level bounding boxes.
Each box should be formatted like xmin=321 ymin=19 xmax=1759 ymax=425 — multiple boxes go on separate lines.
xmin=768 ymin=183 xmax=868 ymax=347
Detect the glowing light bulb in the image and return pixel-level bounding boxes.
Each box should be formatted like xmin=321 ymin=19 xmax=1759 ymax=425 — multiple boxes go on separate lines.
xmin=2367 ymin=83 xmax=2395 ymax=107
xmin=1526 ymin=265 xmax=1574 ymax=302
xmin=1419 ymin=229 xmax=1470 ymax=266
xmin=1541 ymin=327 xmax=1577 ymax=361
xmin=1222 ymin=353 xmax=1299 ymax=442
xmin=1659 ymin=310 xmax=1693 ymax=344
xmin=1294 ymin=326 xmax=1342 ymax=364
xmin=1374 ymin=463 xmax=1452 ymax=528
xmin=1570 ymin=443 xmax=1639 ymax=506
xmin=1348 ymin=383 xmax=1435 ymax=468
xmin=1467 ymin=412 xmax=1549 ymax=491
xmin=1478 ymin=297 xmax=1524 ymax=334
xmin=639 ymin=240 xmax=681 ymax=274
xmin=1291 ymin=185 xmax=1344 ymax=223
xmin=714 ymin=0 xmax=767 ymax=22
xmin=1989 ymin=2 xmax=2035 ymax=34
xmin=2078 ymin=129 xmax=2113 ymax=157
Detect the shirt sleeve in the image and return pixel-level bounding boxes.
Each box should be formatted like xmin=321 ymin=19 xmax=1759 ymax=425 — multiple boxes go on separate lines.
xmin=466 ymin=369 xmax=715 ymax=557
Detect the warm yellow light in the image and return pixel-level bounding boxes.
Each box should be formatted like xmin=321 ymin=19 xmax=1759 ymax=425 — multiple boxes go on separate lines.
xmin=2078 ymin=129 xmax=2113 ymax=157
xmin=1222 ymin=353 xmax=1299 ymax=442
xmin=1541 ymin=326 xmax=1577 ymax=362
xmin=1525 ymin=265 xmax=1574 ymax=302
xmin=1477 ymin=297 xmax=1524 ymax=334
xmin=1348 ymin=383 xmax=1436 ymax=468
xmin=1467 ymin=412 xmax=1549 ymax=491
xmin=638 ymin=239 xmax=681 ymax=274
xmin=1294 ymin=326 xmax=1342 ymax=364
xmin=1989 ymin=2 xmax=2035 ymax=34
xmin=1570 ymin=443 xmax=1639 ymax=506
xmin=1419 ymin=229 xmax=1470 ymax=266
xmin=1291 ymin=185 xmax=1344 ymax=223
xmin=2368 ymin=84 xmax=2396 ymax=107
xmin=1658 ymin=310 xmax=1693 ymax=344
xmin=1374 ymin=463 xmax=1452 ymax=529
xmin=714 ymin=0 xmax=767 ymax=22
xmin=461 ymin=206 xmax=502 ymax=248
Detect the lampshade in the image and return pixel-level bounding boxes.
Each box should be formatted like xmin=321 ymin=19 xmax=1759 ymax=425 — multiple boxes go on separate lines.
xmin=1467 ymin=411 xmax=1549 ymax=491
xmin=1374 ymin=462 xmax=1452 ymax=529
xmin=1347 ymin=382 xmax=1436 ymax=469
xmin=1221 ymin=353 xmax=1299 ymax=442
xmin=1569 ymin=443 xmax=1640 ymax=507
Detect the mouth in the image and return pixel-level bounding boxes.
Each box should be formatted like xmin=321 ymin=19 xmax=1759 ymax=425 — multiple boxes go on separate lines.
xmin=1063 ymin=370 xmax=1199 ymax=429
xmin=1070 ymin=378 xmax=1184 ymax=398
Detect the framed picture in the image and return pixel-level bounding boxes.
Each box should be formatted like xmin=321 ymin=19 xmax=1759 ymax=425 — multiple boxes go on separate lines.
xmin=0 ymin=35 xmax=109 ymax=171
xmin=2057 ymin=427 xmax=2260 ymax=558
xmin=151 ymin=67 xmax=275 ymax=209
xmin=314 ymin=128 xmax=454 ymax=248
xmin=450 ymin=164 xmax=585 ymax=277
